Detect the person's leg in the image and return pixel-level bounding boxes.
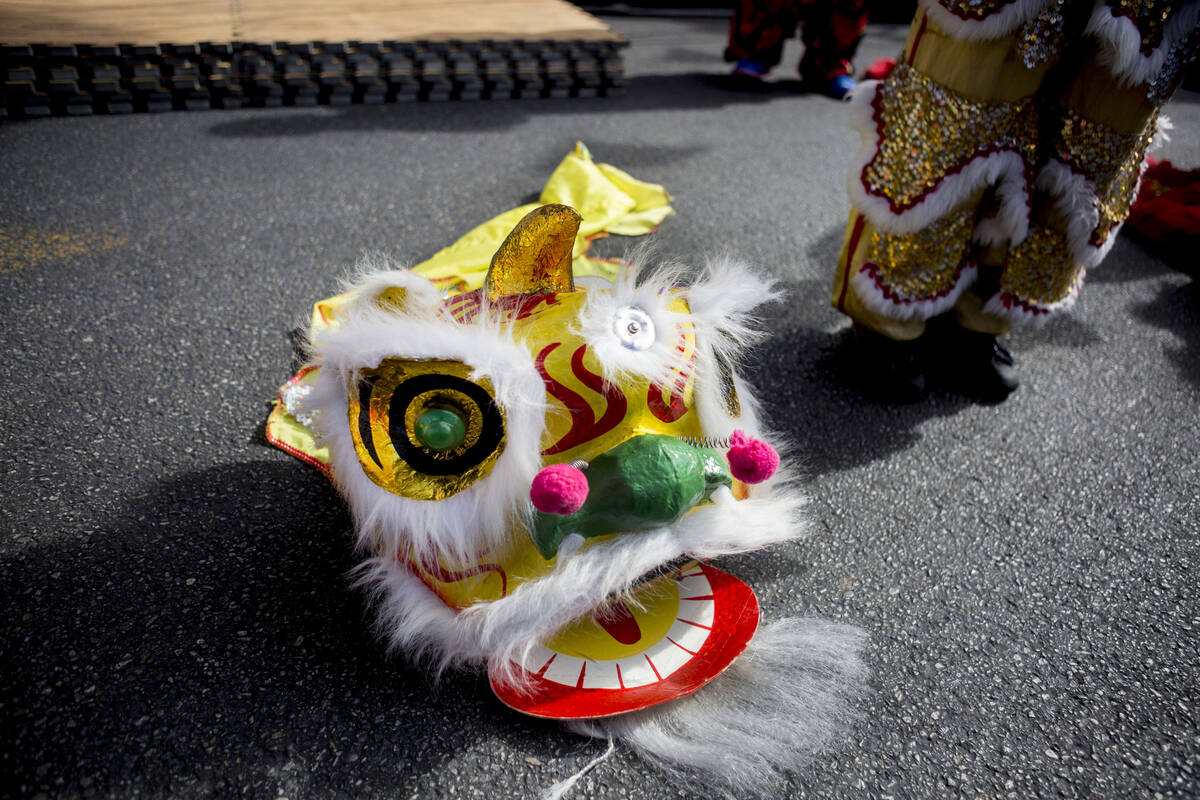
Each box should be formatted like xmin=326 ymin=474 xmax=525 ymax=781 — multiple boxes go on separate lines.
xmin=797 ymin=0 xmax=869 ymax=97
xmin=937 ymin=263 xmax=1019 ymax=401
xmin=832 ymin=209 xmax=965 ymax=401
xmin=724 ymin=0 xmax=804 ymax=77
xmin=831 ymin=4 xmax=1065 ymax=401
xmin=980 ymin=43 xmax=1175 ymax=328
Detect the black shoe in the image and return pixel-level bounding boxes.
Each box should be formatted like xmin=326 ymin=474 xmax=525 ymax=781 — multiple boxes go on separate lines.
xmin=947 ymin=329 xmax=1019 ymax=402
xmin=850 ymin=324 xmax=927 ymax=403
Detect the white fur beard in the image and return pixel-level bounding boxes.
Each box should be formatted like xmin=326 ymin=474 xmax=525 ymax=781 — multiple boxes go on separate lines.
xmin=352 ymin=476 xmax=810 ymax=685
xmin=566 ymin=617 xmax=868 ymax=798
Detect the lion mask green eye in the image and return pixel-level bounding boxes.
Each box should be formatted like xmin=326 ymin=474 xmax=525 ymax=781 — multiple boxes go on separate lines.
xmin=415 ymin=408 xmax=468 ymax=451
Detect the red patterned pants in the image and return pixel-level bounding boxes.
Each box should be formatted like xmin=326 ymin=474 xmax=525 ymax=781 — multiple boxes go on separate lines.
xmin=724 ymin=0 xmax=869 ymax=80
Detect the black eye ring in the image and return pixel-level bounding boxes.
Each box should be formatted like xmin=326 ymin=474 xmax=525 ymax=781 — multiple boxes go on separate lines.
xmin=387 ymin=374 xmax=504 ymax=475
xmin=349 ymin=358 xmax=507 ymax=500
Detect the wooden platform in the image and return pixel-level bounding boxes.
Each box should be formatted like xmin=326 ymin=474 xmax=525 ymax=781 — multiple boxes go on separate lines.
xmin=0 ymin=0 xmax=628 ymax=118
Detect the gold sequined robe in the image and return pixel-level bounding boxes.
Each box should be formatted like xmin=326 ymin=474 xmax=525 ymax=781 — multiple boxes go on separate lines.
xmin=832 ymin=0 xmax=1199 ymax=338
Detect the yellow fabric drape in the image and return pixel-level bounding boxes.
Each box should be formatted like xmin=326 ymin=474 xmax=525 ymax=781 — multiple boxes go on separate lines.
xmin=409 ymin=141 xmax=673 ymax=293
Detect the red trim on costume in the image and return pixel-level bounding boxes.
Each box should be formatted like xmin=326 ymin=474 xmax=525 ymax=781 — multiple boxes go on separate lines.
xmin=265 ymin=426 xmax=333 ymax=477
xmin=858 ymin=260 xmax=972 ymax=307
xmin=267 ymin=367 xmax=333 ymax=477
xmin=996 ymin=290 xmax=1051 ymax=316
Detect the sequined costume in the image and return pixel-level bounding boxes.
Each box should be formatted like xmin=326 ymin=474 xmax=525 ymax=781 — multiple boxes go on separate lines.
xmin=725 ymin=0 xmax=870 ymax=81
xmin=832 ymin=0 xmax=1200 ymax=339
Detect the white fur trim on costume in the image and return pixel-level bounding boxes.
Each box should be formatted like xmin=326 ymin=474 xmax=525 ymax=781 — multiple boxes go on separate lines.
xmin=846 ymin=79 xmax=1031 ymax=242
xmin=355 ymin=478 xmax=808 ymax=684
xmin=972 ymin=153 xmax=1035 ymax=248
xmin=300 ymin=269 xmax=548 ymax=566
xmin=1035 ymin=160 xmax=1104 ymax=267
xmin=1151 ymin=114 xmax=1174 ymax=150
xmin=683 ymin=254 xmax=781 ymax=357
xmin=849 ymin=260 xmax=979 ymax=321
xmin=1035 ymin=159 xmax=1138 ymax=270
xmin=917 ymin=0 xmax=1056 ymax=41
xmin=1086 ymin=0 xmax=1200 ymax=87
xmin=568 ymin=617 xmax=868 ymax=798
xmin=971 ymin=214 xmax=1015 ymax=248
xmin=981 ymin=275 xmax=1082 ymax=325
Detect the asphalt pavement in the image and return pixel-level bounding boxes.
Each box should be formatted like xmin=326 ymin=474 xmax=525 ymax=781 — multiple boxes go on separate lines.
xmin=2 ymin=15 xmax=1198 ymax=800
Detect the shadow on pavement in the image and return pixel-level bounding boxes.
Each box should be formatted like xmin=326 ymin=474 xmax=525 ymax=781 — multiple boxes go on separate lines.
xmin=1085 ymin=236 xmax=1176 ymax=284
xmin=1131 ymin=276 xmax=1200 ymax=387
xmin=203 ymin=72 xmax=830 ymax=139
xmin=744 ymin=314 xmax=970 ymax=476
xmin=0 ymin=461 xmax=565 ymax=798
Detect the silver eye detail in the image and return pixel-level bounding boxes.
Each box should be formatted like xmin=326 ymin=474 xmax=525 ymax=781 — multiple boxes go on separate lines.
xmin=613 ymin=307 xmax=655 ymax=351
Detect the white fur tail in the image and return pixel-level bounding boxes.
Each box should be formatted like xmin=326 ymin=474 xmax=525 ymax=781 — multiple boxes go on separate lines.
xmin=566 ymin=617 xmax=868 ymax=798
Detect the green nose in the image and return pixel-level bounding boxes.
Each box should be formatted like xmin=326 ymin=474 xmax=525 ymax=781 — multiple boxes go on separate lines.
xmin=530 ymin=433 xmax=732 ymax=560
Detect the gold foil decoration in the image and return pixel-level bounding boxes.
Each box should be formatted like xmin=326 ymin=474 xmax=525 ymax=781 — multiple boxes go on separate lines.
xmin=1054 ymin=107 xmax=1158 ymax=247
xmin=999 ymin=221 xmax=1082 ymax=307
xmin=864 ymin=64 xmax=1038 ymax=212
xmin=484 ymin=204 xmax=581 ymax=301
xmin=348 ymin=358 xmax=505 ymax=501
xmin=864 ymin=207 xmax=977 ymax=300
xmin=376 ymin=286 xmax=409 ymax=313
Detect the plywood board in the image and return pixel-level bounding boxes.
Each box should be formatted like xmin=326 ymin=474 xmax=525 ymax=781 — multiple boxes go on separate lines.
xmin=0 ymin=0 xmax=621 ymax=46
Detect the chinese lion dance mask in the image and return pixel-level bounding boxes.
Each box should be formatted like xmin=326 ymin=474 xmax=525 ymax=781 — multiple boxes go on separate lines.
xmin=272 ymin=204 xmax=864 ymax=794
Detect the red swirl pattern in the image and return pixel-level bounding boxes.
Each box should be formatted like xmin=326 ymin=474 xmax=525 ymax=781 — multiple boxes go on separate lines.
xmin=536 ymin=342 xmax=628 ymax=456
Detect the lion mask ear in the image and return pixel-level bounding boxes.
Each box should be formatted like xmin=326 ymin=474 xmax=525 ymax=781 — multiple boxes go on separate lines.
xmin=340 ymin=268 xmax=447 ymax=320
xmin=484 ymin=203 xmax=581 ymax=301
xmin=374 ymin=284 xmax=410 ymax=313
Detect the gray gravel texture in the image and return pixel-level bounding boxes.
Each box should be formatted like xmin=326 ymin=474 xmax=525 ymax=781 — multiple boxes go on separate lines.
xmin=2 ymin=16 xmax=1199 ymax=800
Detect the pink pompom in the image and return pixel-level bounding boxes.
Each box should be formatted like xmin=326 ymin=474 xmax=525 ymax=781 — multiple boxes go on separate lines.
xmin=726 ymin=430 xmax=779 ymax=484
xmin=530 ymin=463 xmax=589 ymax=515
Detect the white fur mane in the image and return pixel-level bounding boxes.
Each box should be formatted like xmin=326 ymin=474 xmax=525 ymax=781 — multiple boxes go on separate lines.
xmin=300 ymin=266 xmax=548 ymax=566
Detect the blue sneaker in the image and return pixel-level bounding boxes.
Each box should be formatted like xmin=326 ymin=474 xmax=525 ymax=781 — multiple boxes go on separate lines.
xmin=824 ymin=74 xmax=857 ymax=99
xmin=732 ymin=59 xmax=769 ymax=79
